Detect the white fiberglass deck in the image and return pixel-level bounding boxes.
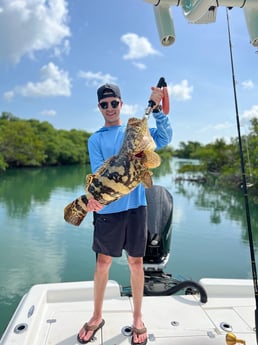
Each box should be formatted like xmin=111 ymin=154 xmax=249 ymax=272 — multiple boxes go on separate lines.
xmin=0 ymin=279 xmax=256 ymax=345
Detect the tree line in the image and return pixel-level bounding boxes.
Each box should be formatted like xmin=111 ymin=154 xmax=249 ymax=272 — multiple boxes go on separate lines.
xmin=174 ymin=117 xmax=258 ymax=190
xmin=0 ymin=112 xmax=91 ymax=171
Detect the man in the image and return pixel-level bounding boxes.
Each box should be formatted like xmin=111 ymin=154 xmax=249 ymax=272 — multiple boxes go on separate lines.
xmin=77 ymin=83 xmax=172 ymax=345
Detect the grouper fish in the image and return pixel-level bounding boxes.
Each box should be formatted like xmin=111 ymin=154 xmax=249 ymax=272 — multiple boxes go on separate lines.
xmin=64 ymin=117 xmax=161 ymax=226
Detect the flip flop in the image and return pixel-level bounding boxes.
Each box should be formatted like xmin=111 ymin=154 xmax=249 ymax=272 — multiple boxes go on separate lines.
xmin=131 ymin=325 xmax=148 ymax=345
xmin=77 ymin=319 xmax=105 ymax=344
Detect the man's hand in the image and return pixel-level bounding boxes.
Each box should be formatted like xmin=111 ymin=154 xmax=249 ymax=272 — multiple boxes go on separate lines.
xmin=87 ymin=199 xmax=103 ymax=212
xmin=150 ymin=86 xmax=164 ymax=108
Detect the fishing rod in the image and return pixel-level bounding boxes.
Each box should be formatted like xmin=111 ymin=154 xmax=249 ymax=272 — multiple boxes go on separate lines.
xmin=226 ymin=7 xmax=258 ymax=342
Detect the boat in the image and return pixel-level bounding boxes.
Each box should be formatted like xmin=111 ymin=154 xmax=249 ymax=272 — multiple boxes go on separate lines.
xmin=0 ymin=278 xmax=255 ymax=345
xmin=0 ymin=185 xmax=256 ymax=345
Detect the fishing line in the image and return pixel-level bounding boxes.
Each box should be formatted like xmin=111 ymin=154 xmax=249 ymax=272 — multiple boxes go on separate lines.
xmin=226 ymin=7 xmax=258 ymax=341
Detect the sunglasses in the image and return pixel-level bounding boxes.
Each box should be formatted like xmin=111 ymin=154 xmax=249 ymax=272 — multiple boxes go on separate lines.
xmin=99 ymin=100 xmax=120 ymax=110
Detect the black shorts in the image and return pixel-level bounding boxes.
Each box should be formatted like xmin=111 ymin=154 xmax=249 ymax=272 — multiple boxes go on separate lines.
xmin=92 ymin=206 xmax=147 ymax=257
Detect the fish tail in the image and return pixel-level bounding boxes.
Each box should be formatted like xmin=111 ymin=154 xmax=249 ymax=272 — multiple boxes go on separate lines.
xmin=64 ymin=195 xmax=88 ymax=226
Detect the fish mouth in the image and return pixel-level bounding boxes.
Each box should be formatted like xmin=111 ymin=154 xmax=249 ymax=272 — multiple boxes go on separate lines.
xmin=134 ymin=151 xmax=144 ymax=158
xmin=127 ymin=118 xmax=143 ymax=126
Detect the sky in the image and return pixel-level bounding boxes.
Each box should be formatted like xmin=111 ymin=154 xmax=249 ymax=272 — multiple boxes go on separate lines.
xmin=0 ymin=0 xmax=257 ymax=149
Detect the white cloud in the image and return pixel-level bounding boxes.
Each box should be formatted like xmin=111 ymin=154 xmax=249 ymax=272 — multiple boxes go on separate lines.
xmin=194 ymin=125 xmax=234 ymax=145
xmin=7 ymin=62 xmax=71 ymax=98
xmin=53 ymin=39 xmax=70 ymax=58
xmin=41 ymin=109 xmax=57 ymax=116
xmin=241 ymin=105 xmax=258 ymax=124
xmin=121 ymin=33 xmax=160 ymax=60
xmin=3 ymin=90 xmax=14 ymax=101
xmin=168 ymin=80 xmax=193 ymax=101
xmin=214 ymin=121 xmax=233 ymax=130
xmin=197 ymin=122 xmax=233 ymax=135
xmin=241 ymin=80 xmax=254 ymax=89
xmin=132 ymin=61 xmax=147 ymax=70
xmin=0 ymin=0 xmax=70 ymax=63
xmin=78 ymin=71 xmax=117 ymax=86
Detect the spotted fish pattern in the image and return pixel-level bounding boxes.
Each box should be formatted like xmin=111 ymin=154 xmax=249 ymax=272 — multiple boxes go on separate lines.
xmin=64 ymin=117 xmax=161 ymax=226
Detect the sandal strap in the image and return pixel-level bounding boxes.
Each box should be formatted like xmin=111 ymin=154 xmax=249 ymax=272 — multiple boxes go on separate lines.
xmin=132 ymin=326 xmax=147 ymax=335
xmin=82 ymin=320 xmax=104 ymax=332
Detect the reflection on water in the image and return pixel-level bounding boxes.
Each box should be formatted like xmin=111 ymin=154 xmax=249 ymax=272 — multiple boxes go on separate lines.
xmin=171 ymin=165 xmax=258 ymax=246
xmin=0 ymin=165 xmax=95 ymax=336
xmin=0 ymin=165 xmax=91 ymax=217
xmin=0 ymin=159 xmax=257 ymax=337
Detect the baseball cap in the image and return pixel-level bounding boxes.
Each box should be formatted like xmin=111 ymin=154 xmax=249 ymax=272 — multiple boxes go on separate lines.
xmin=97 ymin=84 xmax=121 ymax=102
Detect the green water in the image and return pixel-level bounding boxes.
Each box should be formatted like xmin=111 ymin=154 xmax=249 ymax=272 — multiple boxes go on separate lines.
xmin=0 ymin=159 xmax=257 ymax=337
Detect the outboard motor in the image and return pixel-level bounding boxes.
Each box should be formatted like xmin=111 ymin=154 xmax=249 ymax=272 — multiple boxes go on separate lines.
xmin=144 ymin=185 xmax=173 ymax=271
xmin=143 ymin=185 xmax=208 ymax=303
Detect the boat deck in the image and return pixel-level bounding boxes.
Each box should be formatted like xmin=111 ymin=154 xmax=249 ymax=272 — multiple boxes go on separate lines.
xmin=0 ymin=279 xmax=256 ymax=345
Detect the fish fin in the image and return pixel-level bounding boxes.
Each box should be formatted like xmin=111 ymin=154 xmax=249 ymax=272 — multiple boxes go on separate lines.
xmin=136 ymin=136 xmax=156 ymax=152
xmin=143 ymin=151 xmax=161 ymax=169
xmin=141 ymin=171 xmax=153 ymax=188
xmin=86 ymin=173 xmax=94 ymax=184
xmin=135 ymin=127 xmax=156 ymax=153
xmin=64 ymin=195 xmax=88 ymax=226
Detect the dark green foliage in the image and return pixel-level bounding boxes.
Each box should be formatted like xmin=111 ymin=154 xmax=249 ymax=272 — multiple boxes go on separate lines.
xmin=156 ymin=145 xmax=174 ymax=160
xmin=174 ymin=141 xmax=202 ymax=159
xmin=0 ymin=112 xmax=91 ymax=171
xmin=174 ymin=118 xmax=258 ymax=190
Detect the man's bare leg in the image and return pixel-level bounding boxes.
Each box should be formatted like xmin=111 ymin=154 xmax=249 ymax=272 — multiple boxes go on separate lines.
xmin=78 ymin=254 xmax=112 ymax=342
xmin=128 ymin=256 xmax=147 ymax=344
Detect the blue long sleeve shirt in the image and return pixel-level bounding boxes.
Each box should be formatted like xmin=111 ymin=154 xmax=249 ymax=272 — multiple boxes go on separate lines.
xmin=88 ymin=112 xmax=172 ymax=214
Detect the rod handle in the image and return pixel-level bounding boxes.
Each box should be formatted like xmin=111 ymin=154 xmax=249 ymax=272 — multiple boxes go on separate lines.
xmin=148 ymin=77 xmax=167 ymax=109
xmin=145 ymin=77 xmax=168 ymax=116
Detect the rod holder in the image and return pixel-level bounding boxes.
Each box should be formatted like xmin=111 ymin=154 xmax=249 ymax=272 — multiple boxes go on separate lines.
xmin=153 ymin=5 xmax=175 ymax=46
xmin=244 ymin=7 xmax=258 ymax=46
xmin=226 ymin=332 xmax=246 ymax=345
